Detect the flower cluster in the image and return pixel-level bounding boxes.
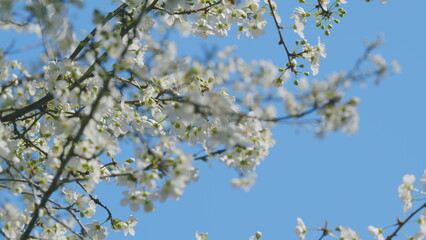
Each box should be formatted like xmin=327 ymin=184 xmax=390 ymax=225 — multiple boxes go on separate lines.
xmin=0 ymin=0 xmax=396 ymax=239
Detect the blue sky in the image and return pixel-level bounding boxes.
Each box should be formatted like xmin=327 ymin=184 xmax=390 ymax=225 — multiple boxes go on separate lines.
xmin=1 ymin=0 xmax=425 ymax=239
xmin=108 ymin=1 xmax=426 ymax=239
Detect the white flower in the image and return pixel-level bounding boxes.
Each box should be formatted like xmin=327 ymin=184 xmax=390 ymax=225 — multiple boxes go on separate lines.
xmin=339 ymin=226 xmax=360 ymax=240
xmin=231 ymin=173 xmax=257 ymax=191
xmin=310 ymin=37 xmax=327 ymax=76
xmin=368 ymin=226 xmax=384 ymax=240
xmin=291 ymin=7 xmax=307 ymax=38
xmin=245 ymin=0 xmax=260 ymax=11
xmin=2 ymin=220 xmax=23 ymax=239
xmin=398 ymin=174 xmax=415 ymax=213
xmin=124 ymin=215 xmax=138 ymax=236
xmin=245 ymin=20 xmax=266 ymax=39
xmin=195 ymin=231 xmax=208 ymax=240
xmin=413 ymin=210 xmax=426 ymax=240
xmin=301 ymin=38 xmax=327 ymax=76
xmin=74 ymin=195 xmax=96 ymax=218
xmin=419 ymin=169 xmax=426 ymax=189
xmin=0 ymin=129 xmax=11 ymax=159
xmin=295 ymin=218 xmax=307 ymax=240
xmin=86 ymin=220 xmax=108 ymax=240
xmin=391 ymin=60 xmax=401 ymax=73
xmin=192 ymin=19 xmax=214 ymax=38
xmin=120 ymin=191 xmax=144 ymax=212
xmin=41 ymin=223 xmax=67 ymax=240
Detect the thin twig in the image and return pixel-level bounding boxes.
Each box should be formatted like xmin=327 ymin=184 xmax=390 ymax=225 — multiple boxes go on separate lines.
xmin=154 ymin=1 xmax=221 ymax=15
xmin=266 ymin=0 xmax=292 ymax=63
xmin=386 ymin=202 xmax=426 ymax=240
xmin=76 ymin=181 xmax=113 ymax=225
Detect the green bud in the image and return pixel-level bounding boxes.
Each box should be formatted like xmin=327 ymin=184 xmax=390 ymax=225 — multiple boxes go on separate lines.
xmin=294 ymin=80 xmax=299 ymax=85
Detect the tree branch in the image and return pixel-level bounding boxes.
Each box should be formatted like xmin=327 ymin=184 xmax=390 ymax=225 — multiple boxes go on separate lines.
xmin=19 ymin=1 xmax=158 ymax=237
xmin=266 ymin=0 xmax=292 ymax=64
xmin=386 ymin=202 xmax=426 ymax=240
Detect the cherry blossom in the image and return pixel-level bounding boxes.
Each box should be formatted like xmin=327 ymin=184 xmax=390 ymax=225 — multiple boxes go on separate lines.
xmin=86 ymin=220 xmax=108 ymax=240
xmin=339 ymin=226 xmax=360 ymax=240
xmin=295 ymin=218 xmax=307 ymax=240
xmin=231 ymin=173 xmax=257 ymax=191
xmin=196 ymin=231 xmax=208 ymax=240
xmin=291 ymin=7 xmax=307 ymax=39
xmin=368 ymin=226 xmax=385 ymax=240
xmin=0 ymin=0 xmax=416 ymax=239
xmin=398 ymin=174 xmax=416 ymax=213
